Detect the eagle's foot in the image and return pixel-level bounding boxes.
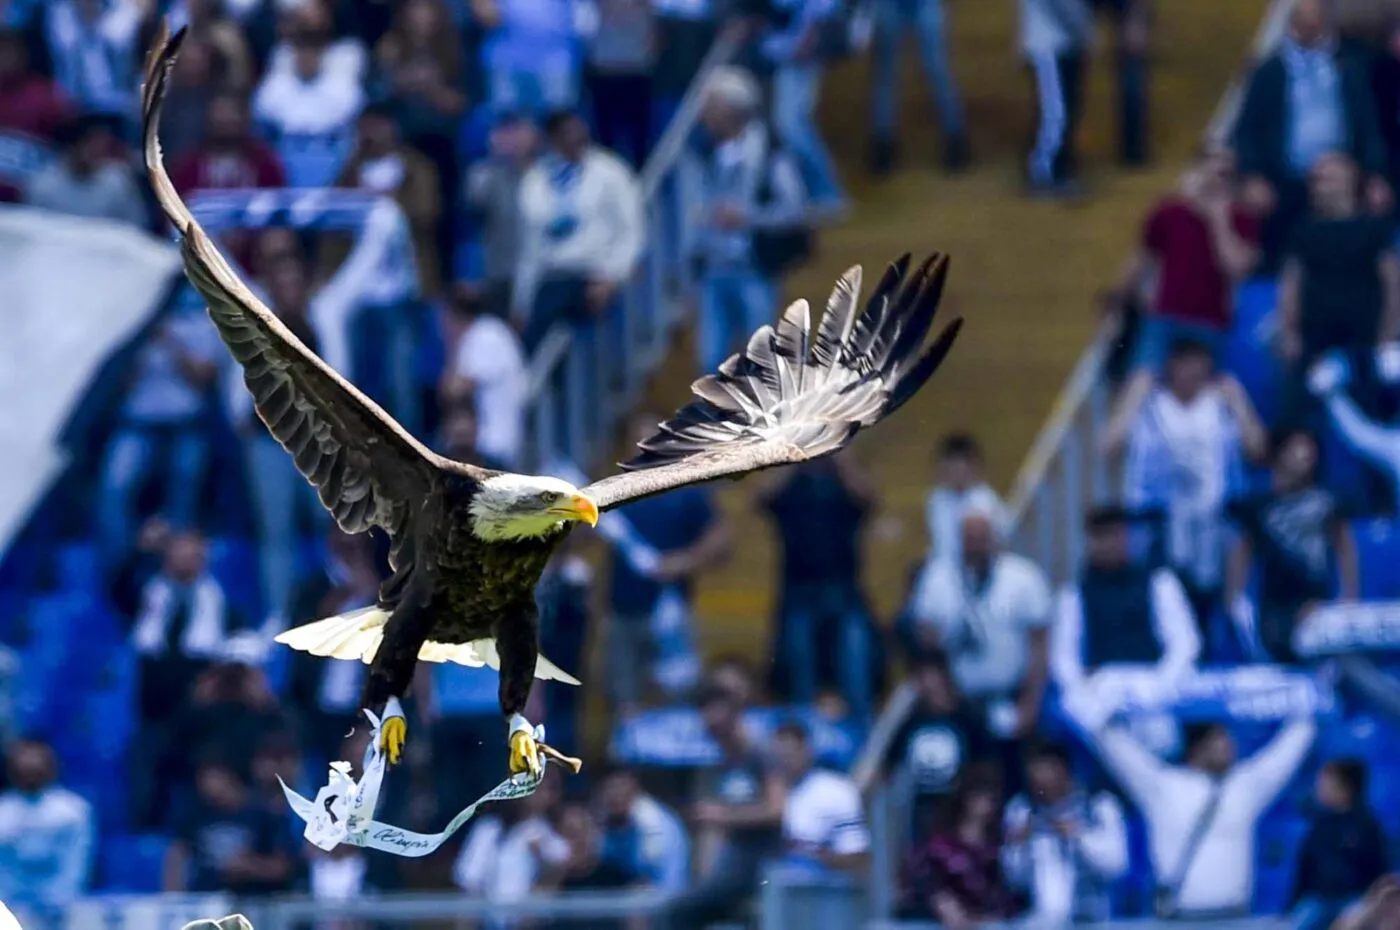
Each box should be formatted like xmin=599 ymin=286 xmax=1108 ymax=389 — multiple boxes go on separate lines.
xmin=380 ymin=715 xmax=407 ymax=766
xmin=509 ymin=728 xmax=542 ymax=779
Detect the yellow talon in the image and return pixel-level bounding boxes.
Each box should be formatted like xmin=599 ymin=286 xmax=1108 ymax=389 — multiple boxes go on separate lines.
xmin=509 ymin=729 xmax=542 ymax=779
xmin=380 ymin=716 xmax=407 ymax=765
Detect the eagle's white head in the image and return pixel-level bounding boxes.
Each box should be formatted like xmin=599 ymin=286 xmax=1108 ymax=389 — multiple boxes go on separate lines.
xmin=469 ymin=474 xmax=600 ymax=541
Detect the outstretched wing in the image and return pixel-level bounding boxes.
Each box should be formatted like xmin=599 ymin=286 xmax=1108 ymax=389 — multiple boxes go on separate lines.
xmin=142 ymin=24 xmax=481 ymax=545
xmin=583 ymin=253 xmax=961 ymax=511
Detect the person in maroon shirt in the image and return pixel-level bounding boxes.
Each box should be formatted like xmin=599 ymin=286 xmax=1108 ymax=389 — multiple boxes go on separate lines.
xmin=1101 ymin=148 xmax=1262 ymax=445
xmin=0 ymin=27 xmax=72 ymax=202
xmin=169 ymin=91 xmax=286 ymax=195
xmin=900 ymin=769 xmax=1017 ymax=927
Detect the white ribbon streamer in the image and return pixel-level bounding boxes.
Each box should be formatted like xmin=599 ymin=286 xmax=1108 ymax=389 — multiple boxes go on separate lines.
xmin=280 ymin=702 xmax=558 ymax=858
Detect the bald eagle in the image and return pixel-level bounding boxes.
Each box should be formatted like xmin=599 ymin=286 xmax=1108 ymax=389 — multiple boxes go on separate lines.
xmin=141 ymin=24 xmax=963 ymax=779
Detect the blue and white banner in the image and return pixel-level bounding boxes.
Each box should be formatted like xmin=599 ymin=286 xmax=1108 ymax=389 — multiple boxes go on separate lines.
xmin=610 ymin=706 xmax=864 ymax=769
xmin=0 ymin=207 xmax=180 ymax=556
xmin=1112 ymin=666 xmax=1334 ymax=721
xmin=179 ymin=189 xmax=419 ymax=311
xmin=1294 ymin=601 xmax=1400 ymax=657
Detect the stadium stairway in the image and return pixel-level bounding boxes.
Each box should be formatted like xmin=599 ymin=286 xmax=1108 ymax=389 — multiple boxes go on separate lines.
xmin=583 ymin=0 xmax=1271 ymax=724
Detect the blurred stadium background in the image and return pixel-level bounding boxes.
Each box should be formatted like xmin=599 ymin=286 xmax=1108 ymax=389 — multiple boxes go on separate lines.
xmin=9 ymin=0 xmax=1400 ymax=928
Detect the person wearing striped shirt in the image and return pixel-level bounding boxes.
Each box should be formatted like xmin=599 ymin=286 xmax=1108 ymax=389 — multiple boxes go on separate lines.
xmin=1112 ymin=338 xmax=1268 ymax=628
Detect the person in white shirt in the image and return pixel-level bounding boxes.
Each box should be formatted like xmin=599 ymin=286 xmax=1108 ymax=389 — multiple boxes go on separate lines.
xmin=453 ymin=772 xmax=570 ymax=913
xmin=0 ymin=740 xmax=93 ymax=925
xmin=512 ymin=109 xmax=644 ymax=345
xmin=925 ymin=433 xmax=1007 ymax=566
xmin=252 ymin=22 xmax=365 ymax=188
xmin=1003 ymin=741 xmax=1128 ymax=925
xmin=441 ymin=283 xmax=528 ymax=468
xmin=1067 ymin=691 xmax=1316 ymax=919
xmin=1106 ymin=339 xmax=1267 ymax=625
xmin=904 ymin=506 xmax=1052 ymax=747
xmin=771 ymin=721 xmax=870 ymax=875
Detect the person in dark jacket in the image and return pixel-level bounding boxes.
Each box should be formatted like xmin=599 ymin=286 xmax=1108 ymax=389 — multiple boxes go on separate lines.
xmin=1291 ymin=759 xmax=1390 ymax=930
xmin=1232 ymin=0 xmax=1389 ymax=271
xmin=1371 ymin=16 xmax=1400 ymax=196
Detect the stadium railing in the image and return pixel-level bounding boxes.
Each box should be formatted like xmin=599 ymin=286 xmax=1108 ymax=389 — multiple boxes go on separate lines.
xmin=847 ymin=0 xmax=1302 ymax=920
xmin=522 ymin=30 xmax=742 ymax=472
xmin=64 ymin=891 xmax=1296 ymax=930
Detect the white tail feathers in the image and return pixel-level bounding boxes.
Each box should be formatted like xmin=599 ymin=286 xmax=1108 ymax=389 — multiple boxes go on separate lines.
xmin=273 ymin=608 xmax=581 ymax=686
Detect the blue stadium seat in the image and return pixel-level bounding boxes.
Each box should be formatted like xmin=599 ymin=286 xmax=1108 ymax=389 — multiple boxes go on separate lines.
xmin=1352 ymin=518 xmax=1400 ymax=600
xmin=99 ymin=833 xmax=170 ymax=892
xmin=207 ymin=536 xmax=264 ymax=622
xmin=1254 ymin=814 xmax=1309 ymax=914
xmin=54 ymin=542 xmax=102 ymax=594
xmin=1224 ymin=278 xmax=1282 ymax=426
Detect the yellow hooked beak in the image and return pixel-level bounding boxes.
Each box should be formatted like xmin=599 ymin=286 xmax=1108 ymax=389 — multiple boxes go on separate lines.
xmin=550 ymin=493 xmax=599 ymax=527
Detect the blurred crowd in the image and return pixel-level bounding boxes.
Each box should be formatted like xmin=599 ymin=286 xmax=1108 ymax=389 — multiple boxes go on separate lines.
xmin=14 ymin=0 xmax=1400 ymax=928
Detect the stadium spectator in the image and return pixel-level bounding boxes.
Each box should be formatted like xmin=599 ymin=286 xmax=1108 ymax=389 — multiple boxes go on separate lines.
xmin=1309 ymin=345 xmax=1400 ymax=504
xmin=704 ymin=654 xmax=763 ymax=707
xmin=94 ymin=303 xmax=222 ymax=568
xmin=42 ymin=0 xmax=142 ymax=118
xmin=585 ymin=0 xmax=657 ymax=168
xmin=650 ymin=0 xmax=722 ymax=134
xmin=168 ymin=657 xmax=294 ymax=798
xmin=472 ymin=0 xmax=581 ymax=114
xmin=693 ymin=64 xmax=807 ymax=374
xmin=336 ymin=102 xmax=442 ymax=296
xmin=177 ymin=0 xmax=255 ymax=91
xmin=1226 ymin=429 xmax=1358 ymax=663
xmin=163 ymin=753 xmax=299 ymax=895
xmin=23 ymin=114 xmax=147 ymax=227
xmin=1002 ymin=740 xmax=1128 ymax=925
xmin=512 ymin=108 xmax=644 ymax=351
xmin=453 ymin=770 xmax=570 ymax=905
xmin=372 ymin=0 xmax=469 ymax=159
xmin=462 ymin=111 xmax=539 ymax=317
xmin=757 ymin=451 xmax=878 ymax=720
xmin=899 ymin=775 xmax=1014 ymax=925
xmin=285 ymin=527 xmax=380 ymax=765
xmin=1291 ymin=758 xmax=1390 ymax=930
xmin=867 ymin=0 xmax=967 ymax=176
xmin=771 ymin=720 xmax=870 ymax=876
xmin=1103 ymin=148 xmax=1261 ymax=400
xmin=1090 ymin=0 xmax=1151 ymax=166
xmin=1276 ymin=152 xmax=1400 ymax=427
xmin=1068 ymin=696 xmax=1316 ymax=919
xmin=440 ymin=282 xmax=528 ymax=469
xmin=925 ymin=433 xmax=1006 ymax=566
xmin=0 ymin=740 xmax=93 ymax=928
xmin=545 ymin=799 xmax=649 ymax=900
xmin=665 ymin=684 xmax=784 ymax=926
xmin=118 ymin=527 xmax=246 ymax=824
xmin=594 ymin=764 xmax=691 ymax=893
xmin=883 ymin=653 xmax=993 ymax=839
xmin=170 ymin=90 xmax=287 ymax=195
xmin=760 ymin=0 xmax=847 ymax=209
xmin=263 ymin=0 xmax=368 ymax=87
xmin=1105 ymin=342 xmax=1267 ymax=628
xmin=0 ymin=26 xmax=71 ymax=202
xmin=902 ymin=506 xmax=1052 ymax=762
xmin=1050 ymin=506 xmax=1200 ymax=711
xmin=1019 ymin=0 xmax=1093 ymax=197
xmin=151 ymin=34 xmax=230 ymax=165
xmin=605 ymin=411 xmax=732 ymax=717
xmin=1232 ymin=0 xmax=1389 ymax=269
xmin=252 ymin=12 xmax=366 ymax=188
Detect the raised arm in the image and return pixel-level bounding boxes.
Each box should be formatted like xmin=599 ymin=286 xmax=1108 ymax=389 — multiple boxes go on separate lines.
xmin=1234 ymin=718 xmax=1316 ymax=814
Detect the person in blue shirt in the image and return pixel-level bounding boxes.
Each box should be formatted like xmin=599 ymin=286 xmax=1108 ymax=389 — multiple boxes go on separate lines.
xmin=595 ymin=764 xmax=691 ymax=893
xmin=0 ymin=740 xmax=93 ymax=928
xmin=606 ymin=410 xmax=733 ymax=717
